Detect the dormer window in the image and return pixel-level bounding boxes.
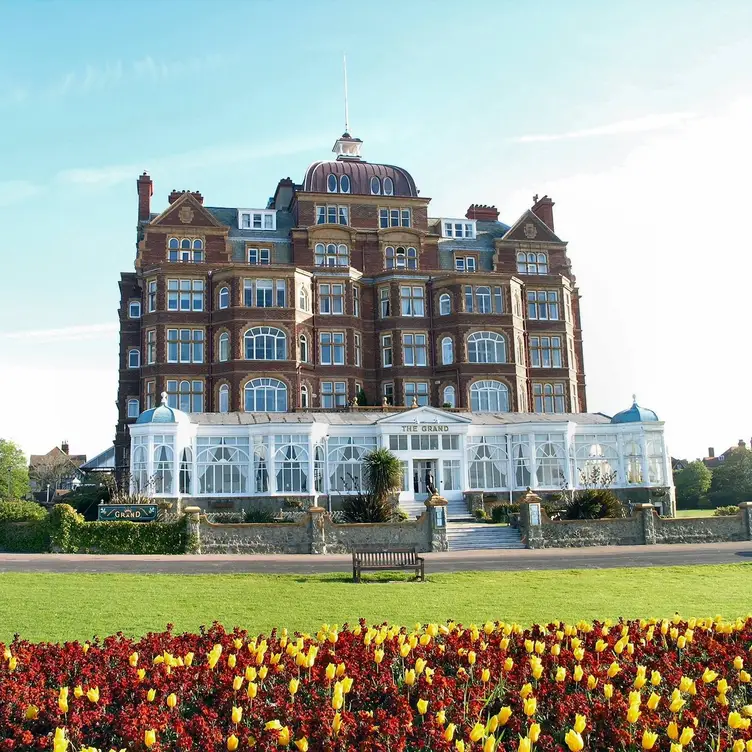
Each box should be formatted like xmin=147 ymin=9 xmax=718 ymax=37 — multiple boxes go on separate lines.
xmin=383 ymin=177 xmax=394 ymax=195
xmin=239 ymin=210 xmax=276 ymax=231
xmin=370 ymin=176 xmax=381 ymax=195
xmin=442 ymin=219 xmax=477 ymax=239
xmin=168 ymin=238 xmax=203 ymax=262
xmin=327 ymin=174 xmax=338 ymax=193
xmin=340 ymin=175 xmax=350 ymax=193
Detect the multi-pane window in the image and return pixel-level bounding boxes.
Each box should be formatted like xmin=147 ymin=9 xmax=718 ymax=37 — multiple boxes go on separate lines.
xmin=218 ymin=332 xmax=230 ymax=362
xmin=166 ymin=379 xmax=204 ymax=412
xmin=299 ymin=334 xmax=309 ymax=363
xmin=244 ymin=378 xmax=287 ymax=412
xmin=404 ymin=381 xmax=429 ymax=406
xmin=239 ymin=211 xmax=275 ymax=230
xmin=400 ymin=286 xmax=425 ymax=316
xmin=468 ymin=436 xmax=508 ymax=490
xmin=244 ymin=327 xmax=286 ymax=360
xmin=127 ymin=399 xmax=140 ymax=419
xmin=379 ymin=287 xmax=391 ymax=318
xmin=441 ymin=337 xmax=454 ymax=365
xmin=464 ymin=286 xmax=503 ymax=314
xmin=167 ymin=279 xmax=204 ymax=311
xmin=516 ymin=252 xmax=548 ymax=274
xmin=167 ymin=329 xmax=204 ymax=364
xmin=147 ymin=280 xmax=157 ymax=312
xmin=567 ymin=338 xmax=576 ymax=371
xmin=218 ymin=286 xmax=230 ymax=309
xmin=314 ymin=243 xmax=349 ymax=267
xmin=298 ymin=286 xmax=310 ymax=311
xmin=383 ymin=382 xmax=394 ymax=405
xmin=389 ymin=434 xmax=408 ymax=451
xmin=467 ymin=331 xmax=506 ymax=363
xmin=315 ymin=205 xmax=349 ymax=225
xmin=319 ymin=283 xmax=345 ymax=314
xmin=128 ymin=300 xmax=141 ymax=318
xmin=530 ymin=336 xmax=563 ymax=368
xmin=352 ymin=285 xmax=360 ymax=317
xmin=128 ymin=349 xmax=140 ymax=369
xmin=527 ymin=290 xmax=559 ymax=320
xmin=381 ymin=334 xmax=393 ymax=367
xmin=168 ymin=238 xmax=204 ymax=263
xmin=442 ymin=221 xmax=476 ymax=238
xmin=248 ymin=248 xmax=271 ymax=265
xmin=443 ymin=385 xmax=456 ymax=408
xmin=378 ymin=208 xmax=411 ymax=228
xmin=439 ymin=293 xmax=451 ymax=315
xmin=319 ymin=332 xmax=345 ymax=365
xmin=470 ymin=380 xmax=509 ymax=412
xmin=145 ymin=380 xmax=156 ymax=410
xmin=354 ymin=333 xmax=361 ymax=366
xmin=385 ymin=246 xmax=417 ymax=270
xmin=320 ymin=381 xmax=347 ymax=408
xmin=455 ymin=257 xmax=477 ymax=272
xmin=533 ymin=383 xmax=566 ymax=413
xmin=146 ymin=330 xmax=156 ymax=365
xmin=218 ymin=384 xmax=230 ymax=413
xmin=300 ymin=385 xmax=309 ymax=409
xmin=411 ymin=435 xmax=439 ymax=450
xmin=243 ymin=279 xmax=286 ymax=307
xmin=402 ymin=333 xmax=428 ymax=366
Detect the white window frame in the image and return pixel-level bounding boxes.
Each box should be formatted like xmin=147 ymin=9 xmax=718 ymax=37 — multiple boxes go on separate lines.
xmin=314 ymin=243 xmax=349 ymax=267
xmin=530 ymin=336 xmax=563 ymax=368
xmin=167 ymin=328 xmax=205 ymax=364
xmin=442 ymin=219 xmax=477 ymax=239
xmin=319 ymin=331 xmax=345 ymax=365
xmin=128 ymin=348 xmax=140 ymax=369
xmin=320 ymin=381 xmax=347 ymax=409
xmin=517 ymin=251 xmax=549 ymax=275
xmin=439 ymin=293 xmax=451 ymax=316
xmin=400 ymin=285 xmax=425 ymax=317
xmin=379 ymin=287 xmax=391 ymax=318
xmin=168 ymin=237 xmax=204 ymax=263
xmin=354 ymin=333 xmax=361 ymax=367
xmin=147 ymin=280 xmax=157 ymax=313
xmin=381 ymin=334 xmax=393 ymax=367
xmin=402 ymin=333 xmax=428 ymax=367
xmin=248 ymin=248 xmax=271 ymax=265
xmin=441 ymin=337 xmax=454 ymax=365
xmin=146 ymin=329 xmax=156 ymax=365
xmin=315 ymin=205 xmax=349 ymax=226
xmin=218 ymin=286 xmax=230 ymax=309
xmin=319 ymin=283 xmax=345 ymax=314
xmin=527 ymin=289 xmax=560 ymax=320
xmin=238 ymin=210 xmax=276 ymax=231
xmin=404 ymin=381 xmax=429 ymax=407
xmin=370 ymin=176 xmax=381 ymax=195
xmin=167 ymin=279 xmax=204 ymax=312
xmin=128 ymin=300 xmax=141 ymax=319
xmin=218 ymin=332 xmax=230 ymax=363
xmin=379 ymin=207 xmax=411 ymax=228
xmin=127 ymin=398 xmax=140 ymax=418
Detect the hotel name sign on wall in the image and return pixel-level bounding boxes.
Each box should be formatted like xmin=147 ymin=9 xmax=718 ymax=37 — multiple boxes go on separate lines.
xmin=400 ymin=425 xmax=450 ymax=433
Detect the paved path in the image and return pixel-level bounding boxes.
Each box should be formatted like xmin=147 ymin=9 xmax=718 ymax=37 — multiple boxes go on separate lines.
xmin=1 ymin=541 xmax=751 ymax=575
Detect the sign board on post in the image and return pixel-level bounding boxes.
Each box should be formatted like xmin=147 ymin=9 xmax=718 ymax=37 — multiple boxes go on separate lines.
xmin=98 ymin=504 xmax=159 ymax=522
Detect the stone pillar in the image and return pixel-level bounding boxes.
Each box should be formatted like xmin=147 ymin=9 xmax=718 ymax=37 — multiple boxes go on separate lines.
xmin=738 ymin=502 xmax=752 ymax=540
xmin=308 ymin=506 xmax=327 ymax=555
xmin=425 ymin=494 xmax=448 ymax=552
xmin=465 ymin=491 xmax=484 ymax=515
xmin=518 ymin=488 xmax=543 ymax=549
xmin=634 ymin=503 xmax=656 ymax=545
xmin=184 ymin=506 xmax=201 ymax=554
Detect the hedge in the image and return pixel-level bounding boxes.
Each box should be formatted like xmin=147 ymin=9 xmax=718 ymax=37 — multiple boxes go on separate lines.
xmin=0 ymin=500 xmax=47 ymax=522
xmin=48 ymin=504 xmax=189 ymax=555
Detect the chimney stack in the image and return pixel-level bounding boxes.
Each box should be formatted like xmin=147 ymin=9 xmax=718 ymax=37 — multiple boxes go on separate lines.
xmin=532 ymin=194 xmax=555 ymax=230
xmin=168 ymin=190 xmax=204 ymax=205
xmin=465 ymin=204 xmax=499 ymax=222
xmin=61 ymin=440 xmax=69 ymax=455
xmin=708 ymin=447 xmax=715 ymax=458
xmin=739 ymin=439 xmax=746 ymax=448
xmin=137 ymin=172 xmax=153 ymax=222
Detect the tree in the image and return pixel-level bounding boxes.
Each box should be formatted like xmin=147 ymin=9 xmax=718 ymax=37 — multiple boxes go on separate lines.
xmin=674 ymin=461 xmax=712 ymax=508
xmin=0 ymin=439 xmax=30 ymax=500
xmin=709 ymin=447 xmax=752 ymax=507
xmin=341 ymin=448 xmax=403 ymax=523
xmin=30 ymin=452 xmax=80 ymax=495
xmin=356 ymin=388 xmax=368 ymax=406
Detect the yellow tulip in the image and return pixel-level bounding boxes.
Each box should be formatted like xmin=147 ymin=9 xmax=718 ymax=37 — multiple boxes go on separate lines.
xmin=717 ymin=678 xmax=729 ymax=694
xmin=208 ymin=644 xmax=222 ymax=669
xmin=529 ymin=722 xmax=541 ymax=742
xmin=147 ymin=688 xmax=156 ymax=702
xmin=670 ymin=745 xmax=683 ymax=752
xmin=564 ymin=729 xmax=584 ymax=751
xmin=246 ymin=682 xmax=257 ymax=699
xmin=265 ymin=720 xmax=283 ymax=731
xmin=294 ymin=739 xmax=308 ymax=752
xmin=742 ymin=670 xmax=752 ymax=682
xmin=436 ymin=710 xmax=446 ymax=725
xmin=129 ymin=652 xmax=139 ymax=667
xmin=518 ymin=737 xmax=531 ymax=752
xmin=86 ymin=687 xmax=99 ymax=703
xmin=498 ymin=706 xmax=512 ymax=725
xmin=483 ymin=737 xmax=496 ymax=752
xmin=488 ymin=716 xmax=498 ymax=733
xmin=58 ymin=687 xmax=69 ymax=713
xmin=144 ymin=730 xmax=156 ymax=749
xmin=595 ymin=639 xmax=607 ymax=652
xmin=468 ymin=651 xmax=476 ymax=666
xmin=629 ymin=690 xmax=641 ymax=707
xmin=523 ymin=696 xmax=537 ymax=717
xmin=444 ymin=723 xmax=456 ymax=741
xmin=627 ymin=705 xmax=641 ymax=724
xmin=642 ymin=729 xmax=658 ymax=749
xmin=232 ymin=675 xmax=243 ymax=691
xmin=415 ymin=658 xmax=427 ymax=676
xmin=702 ymin=668 xmax=719 ymax=683
xmin=336 ymin=662 xmax=346 ymax=677
xmin=53 ymin=728 xmax=69 ymax=752
xmin=504 ymin=657 xmax=514 ymax=671
xmin=417 ymin=698 xmax=428 ymax=715
xmin=587 ymin=674 xmax=598 ymax=690
xmin=227 ymin=735 xmax=239 ymax=751
xmin=74 ymin=685 xmax=84 ymax=699
xmin=25 ymin=705 xmax=39 ymax=720
xmin=332 ymin=712 xmax=342 ymax=734
xmin=573 ymin=664 xmax=584 ymax=682
xmin=258 ymin=666 xmax=268 ymax=680
xmin=607 ymin=661 xmax=620 ymax=678
xmin=481 ymin=668 xmax=491 ymax=682
xmin=669 ymin=697 xmax=686 ymax=713
xmin=185 ymin=652 xmax=194 ymax=667
xmin=574 ymin=714 xmax=586 ymax=733
xmin=679 ymin=727 xmax=694 ymax=745
xmin=469 ymin=722 xmax=485 ymax=742
xmin=667 ymin=721 xmax=679 ymax=740
xmin=137 ymin=669 xmax=146 ymax=682
xmin=520 ymin=682 xmax=533 ymax=698
xmin=604 ymin=683 xmax=613 ymax=699
xmin=404 ymin=669 xmax=416 ymax=686
xmin=730 ymin=711 xmax=745 ymax=729
xmin=556 ymin=666 xmax=566 ymax=682
xmin=456 ymin=742 xmax=466 ymax=752
xmin=531 ymin=662 xmax=543 ymax=680
xmin=647 ymin=692 xmax=661 ymax=710
xmin=734 ymin=741 xmax=745 ymax=752
xmin=650 ymin=670 xmax=661 ymax=685
xmin=289 ymin=678 xmax=299 ymax=695
xmin=332 ymin=691 xmax=343 ymax=710
xmin=374 ymin=649 xmax=384 ymax=665
xmin=574 ymin=647 xmax=585 ymax=662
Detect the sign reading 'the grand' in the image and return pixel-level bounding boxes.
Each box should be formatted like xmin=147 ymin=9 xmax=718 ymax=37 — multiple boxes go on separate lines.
xmin=400 ymin=424 xmax=450 ymax=433
xmin=98 ymin=504 xmax=159 ymax=522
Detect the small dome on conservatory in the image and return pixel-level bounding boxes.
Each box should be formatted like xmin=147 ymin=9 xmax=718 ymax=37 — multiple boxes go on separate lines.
xmin=611 ymin=395 xmax=659 ymax=424
xmin=135 ymin=392 xmax=190 ymax=425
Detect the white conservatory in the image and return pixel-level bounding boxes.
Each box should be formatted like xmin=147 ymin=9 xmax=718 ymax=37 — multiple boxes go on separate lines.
xmin=129 ymin=398 xmax=674 ymax=513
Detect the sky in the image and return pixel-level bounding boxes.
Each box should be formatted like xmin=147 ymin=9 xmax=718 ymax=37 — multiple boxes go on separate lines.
xmin=0 ymin=0 xmax=751 ymax=462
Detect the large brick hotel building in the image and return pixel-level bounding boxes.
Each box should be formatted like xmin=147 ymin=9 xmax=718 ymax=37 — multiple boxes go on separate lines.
xmin=115 ymin=132 xmax=588 ymax=475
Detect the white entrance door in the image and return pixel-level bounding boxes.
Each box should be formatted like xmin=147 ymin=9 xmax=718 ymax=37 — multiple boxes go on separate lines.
xmin=413 ymin=460 xmax=438 ymax=495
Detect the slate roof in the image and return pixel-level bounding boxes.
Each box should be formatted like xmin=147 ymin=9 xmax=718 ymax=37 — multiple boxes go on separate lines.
xmin=428 ymin=219 xmax=512 ymax=252
xmin=205 ymin=207 xmax=294 ymax=263
xmin=29 ymin=446 xmax=87 ymax=467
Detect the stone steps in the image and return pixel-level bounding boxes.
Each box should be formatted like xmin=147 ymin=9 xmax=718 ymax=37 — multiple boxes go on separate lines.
xmin=446 ymin=522 xmax=525 ymax=551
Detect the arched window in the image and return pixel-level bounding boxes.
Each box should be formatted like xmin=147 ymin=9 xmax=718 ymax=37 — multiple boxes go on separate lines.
xmin=244 ymin=377 xmax=287 ymax=412
xmin=441 ymin=337 xmax=454 ymax=365
xmin=536 ymin=439 xmax=566 ymax=488
xmin=624 ymin=439 xmax=643 ymax=484
xmin=299 ymin=286 xmax=309 ymax=311
xmin=180 ymin=238 xmax=191 ymax=250
xmin=470 ymin=380 xmax=509 ymax=412
xmin=127 ymin=398 xmax=140 ymax=418
xmin=299 ymin=334 xmax=309 ymax=363
xmin=517 ymin=251 xmax=548 ymax=274
xmin=340 ymin=174 xmax=350 ymax=193
xmin=383 ymin=176 xmax=394 ymax=195
xmin=253 ymin=437 xmax=269 ymax=492
xmin=218 ymin=286 xmax=229 ymax=309
xmin=132 ymin=444 xmax=148 ymax=492
xmin=300 ymin=384 xmax=309 ymax=408
xmin=327 ymin=173 xmax=338 ymax=193
xmin=370 ymin=176 xmax=381 ymax=195
xmin=179 ymin=447 xmax=192 ymax=494
xmin=128 ymin=348 xmax=140 ymax=369
xmin=315 ymin=243 xmax=349 ymax=267
xmin=218 ymin=332 xmax=230 ymax=362
xmin=218 ymin=384 xmax=229 ymax=413
xmin=385 ymin=246 xmax=418 ymax=270
xmin=575 ymin=436 xmax=618 ymax=486
xmin=153 ymin=442 xmax=174 ymax=495
xmin=476 ymin=286 xmax=492 ymax=313
xmin=468 ymin=436 xmax=508 ymax=489
xmin=439 ymin=293 xmax=451 ymax=315
xmin=275 ymin=435 xmax=309 ymax=493
xmin=193 ymin=239 xmax=203 ymax=250
xmin=197 ymin=437 xmax=250 ymax=494
xmin=168 ymin=238 xmax=179 ymax=250
xmin=328 ymin=436 xmax=379 ymax=493
xmin=468 ymin=332 xmax=507 ymax=363
xmin=443 ymin=385 xmax=456 ymax=408
xmin=243 ymin=327 xmax=286 ymax=360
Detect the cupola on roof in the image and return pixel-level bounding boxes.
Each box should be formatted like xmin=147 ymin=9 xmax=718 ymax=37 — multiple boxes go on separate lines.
xmin=611 ymin=396 xmax=660 ymax=424
xmin=135 ymin=392 xmax=191 ymax=425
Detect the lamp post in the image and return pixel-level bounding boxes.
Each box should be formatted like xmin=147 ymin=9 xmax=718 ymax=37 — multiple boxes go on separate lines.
xmin=46 ymin=484 xmax=51 ymax=505
xmin=6 ymin=467 xmax=11 ymax=500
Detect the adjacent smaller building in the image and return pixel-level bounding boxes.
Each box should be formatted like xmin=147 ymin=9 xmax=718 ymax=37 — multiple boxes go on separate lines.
xmin=29 ymin=441 xmax=87 ymax=503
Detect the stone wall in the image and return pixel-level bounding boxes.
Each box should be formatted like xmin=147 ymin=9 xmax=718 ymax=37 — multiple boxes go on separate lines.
xmin=653 ymin=514 xmax=748 ymax=544
xmin=322 ymin=516 xmax=432 ymax=554
xmin=538 ymin=516 xmax=643 ymax=548
xmin=198 ymin=519 xmax=309 ymax=554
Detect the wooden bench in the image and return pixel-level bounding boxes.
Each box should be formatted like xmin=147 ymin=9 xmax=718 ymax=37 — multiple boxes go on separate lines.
xmin=352 ymin=547 xmax=425 ymax=582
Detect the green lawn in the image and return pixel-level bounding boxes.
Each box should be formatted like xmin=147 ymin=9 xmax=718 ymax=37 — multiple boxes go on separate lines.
xmin=1 ymin=565 xmax=751 ymax=643
xmin=675 ymin=509 xmax=716 ymax=518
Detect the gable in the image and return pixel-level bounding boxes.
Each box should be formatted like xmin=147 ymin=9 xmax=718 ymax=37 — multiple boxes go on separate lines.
xmin=150 ymin=192 xmax=226 ymax=229
xmin=501 ymin=210 xmax=562 ymax=243
xmin=376 ymin=406 xmax=471 ymax=425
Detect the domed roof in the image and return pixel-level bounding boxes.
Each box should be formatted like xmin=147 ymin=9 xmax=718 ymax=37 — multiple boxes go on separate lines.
xmin=611 ymin=396 xmax=659 ymax=424
xmin=303 ymin=159 xmax=418 ymax=197
xmin=135 ymin=394 xmax=190 ymax=425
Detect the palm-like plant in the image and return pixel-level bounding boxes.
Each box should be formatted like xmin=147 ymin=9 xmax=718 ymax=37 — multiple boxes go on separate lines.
xmin=341 ymin=449 xmax=402 ymax=523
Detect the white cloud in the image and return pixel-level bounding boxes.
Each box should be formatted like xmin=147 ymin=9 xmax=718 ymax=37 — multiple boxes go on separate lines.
xmin=0 ymin=323 xmax=118 ymax=342
xmin=512 ymin=112 xmax=696 ymax=143
xmin=0 ymin=180 xmax=43 ymax=206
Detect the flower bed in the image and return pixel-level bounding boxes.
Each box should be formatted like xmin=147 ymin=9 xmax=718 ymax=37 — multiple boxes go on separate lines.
xmin=2 ymin=616 xmax=752 ymax=751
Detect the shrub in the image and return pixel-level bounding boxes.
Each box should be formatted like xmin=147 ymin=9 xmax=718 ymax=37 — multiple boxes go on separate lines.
xmin=395 ymin=507 xmax=409 ymax=522
xmin=341 ymin=492 xmax=394 ymax=523
xmin=473 ymin=508 xmax=488 ymax=521
xmin=341 ymin=448 xmax=402 ymax=523
xmin=0 ymin=501 xmax=50 ymax=552
xmin=714 ymin=505 xmax=740 ymax=517
xmin=490 ymin=503 xmax=519 ymax=524
xmin=0 ymin=500 xmax=46 ymax=522
xmin=63 ymin=484 xmax=110 ymax=521
xmin=561 ymin=488 xmax=625 ymax=520
xmin=243 ymin=507 xmax=277 ymax=523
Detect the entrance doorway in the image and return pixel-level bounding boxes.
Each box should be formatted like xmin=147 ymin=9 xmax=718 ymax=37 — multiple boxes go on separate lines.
xmin=413 ymin=460 xmax=438 ymax=495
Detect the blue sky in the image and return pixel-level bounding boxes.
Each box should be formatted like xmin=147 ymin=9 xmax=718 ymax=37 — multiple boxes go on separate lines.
xmin=1 ymin=0 xmax=751 ymax=460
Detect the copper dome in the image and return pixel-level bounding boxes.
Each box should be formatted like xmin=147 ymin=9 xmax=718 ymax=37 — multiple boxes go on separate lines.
xmin=303 ymin=160 xmax=418 ymax=197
